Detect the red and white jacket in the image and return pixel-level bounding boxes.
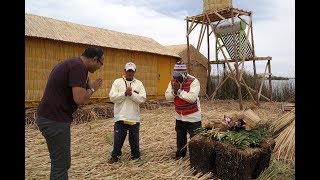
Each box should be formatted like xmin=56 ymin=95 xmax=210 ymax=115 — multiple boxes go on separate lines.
xmin=165 ymin=74 xmax=201 ymax=122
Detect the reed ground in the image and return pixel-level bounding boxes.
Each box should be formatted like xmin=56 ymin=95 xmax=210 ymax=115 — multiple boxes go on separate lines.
xmin=25 ymin=99 xmax=288 ymax=179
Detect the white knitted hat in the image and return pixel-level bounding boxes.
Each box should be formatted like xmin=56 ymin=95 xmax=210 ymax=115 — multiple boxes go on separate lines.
xmin=174 ymin=59 xmax=187 ymax=70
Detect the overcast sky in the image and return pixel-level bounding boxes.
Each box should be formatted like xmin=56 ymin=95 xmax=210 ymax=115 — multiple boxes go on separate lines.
xmin=25 ymin=0 xmax=295 ymax=78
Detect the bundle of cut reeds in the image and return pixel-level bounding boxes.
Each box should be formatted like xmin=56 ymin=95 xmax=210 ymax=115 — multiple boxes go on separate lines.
xmin=272 ymin=120 xmax=295 ymax=162
xmin=270 ymin=111 xmax=295 ymax=162
xmin=270 ymin=111 xmax=295 ymax=137
xmin=240 ymin=109 xmax=261 ymax=130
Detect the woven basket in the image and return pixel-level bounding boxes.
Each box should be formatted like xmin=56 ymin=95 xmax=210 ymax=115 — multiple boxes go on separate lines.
xmin=203 ymin=0 xmax=232 ymax=12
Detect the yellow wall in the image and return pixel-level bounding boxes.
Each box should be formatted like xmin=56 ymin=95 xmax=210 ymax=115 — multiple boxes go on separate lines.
xmin=25 ymin=37 xmax=177 ymax=107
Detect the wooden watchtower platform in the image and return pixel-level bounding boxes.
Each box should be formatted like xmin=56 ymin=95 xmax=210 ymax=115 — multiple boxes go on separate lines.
xmin=185 ymin=0 xmax=273 ymax=109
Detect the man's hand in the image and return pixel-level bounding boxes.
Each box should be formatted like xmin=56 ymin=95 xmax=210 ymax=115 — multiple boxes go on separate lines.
xmin=125 ymin=86 xmax=132 ymax=96
xmin=172 ymin=81 xmax=181 ymax=95
xmin=90 ymin=78 xmax=103 ymax=91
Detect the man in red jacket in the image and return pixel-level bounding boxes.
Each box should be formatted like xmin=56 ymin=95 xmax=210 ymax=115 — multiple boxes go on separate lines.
xmin=165 ymin=59 xmax=202 ymax=160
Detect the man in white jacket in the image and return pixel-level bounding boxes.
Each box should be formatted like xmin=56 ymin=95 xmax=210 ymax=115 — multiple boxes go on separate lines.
xmin=165 ymin=59 xmax=202 ymax=160
xmin=108 ymin=62 xmax=146 ymax=164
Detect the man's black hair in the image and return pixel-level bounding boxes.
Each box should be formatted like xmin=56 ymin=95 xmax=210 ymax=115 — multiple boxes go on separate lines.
xmin=82 ymin=46 xmax=104 ymax=59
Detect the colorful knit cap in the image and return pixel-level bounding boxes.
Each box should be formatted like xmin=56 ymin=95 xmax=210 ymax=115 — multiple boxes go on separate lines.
xmin=174 ymin=59 xmax=187 ymax=71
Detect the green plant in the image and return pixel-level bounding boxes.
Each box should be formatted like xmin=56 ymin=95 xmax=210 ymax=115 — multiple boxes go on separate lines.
xmin=195 ymin=123 xmax=271 ymax=149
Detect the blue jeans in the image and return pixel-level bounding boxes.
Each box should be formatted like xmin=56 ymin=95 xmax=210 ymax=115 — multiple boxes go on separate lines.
xmin=36 ymin=116 xmax=71 ymax=180
xmin=111 ymin=121 xmax=140 ymax=159
xmin=175 ymin=120 xmax=202 ymax=158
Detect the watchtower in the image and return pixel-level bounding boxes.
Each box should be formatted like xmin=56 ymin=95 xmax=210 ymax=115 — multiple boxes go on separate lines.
xmin=185 ymin=0 xmax=273 ymax=109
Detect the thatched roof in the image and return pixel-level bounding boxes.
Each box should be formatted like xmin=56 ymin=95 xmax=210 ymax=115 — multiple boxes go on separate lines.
xmin=165 ymin=44 xmax=208 ymax=68
xmin=25 ymin=13 xmax=179 ymax=58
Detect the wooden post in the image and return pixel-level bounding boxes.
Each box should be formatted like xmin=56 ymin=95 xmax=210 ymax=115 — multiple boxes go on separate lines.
xmin=267 ymin=60 xmax=273 ymax=101
xmin=250 ymin=13 xmax=259 ymax=106
xmin=257 ymin=64 xmax=269 ymax=101
xmin=215 ymin=28 xmax=220 ymax=86
xmin=223 ymin=63 xmax=226 ymax=78
xmin=206 ymin=23 xmax=211 ymax=96
xmin=231 ymin=10 xmax=243 ymax=110
xmin=186 ymin=18 xmax=191 ymax=73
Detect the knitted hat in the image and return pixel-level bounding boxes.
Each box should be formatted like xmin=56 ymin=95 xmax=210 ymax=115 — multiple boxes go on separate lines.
xmin=174 ymin=59 xmax=187 ymax=71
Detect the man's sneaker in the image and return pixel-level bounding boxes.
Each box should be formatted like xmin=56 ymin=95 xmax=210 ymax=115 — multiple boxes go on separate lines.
xmin=107 ymin=156 xmax=119 ymax=164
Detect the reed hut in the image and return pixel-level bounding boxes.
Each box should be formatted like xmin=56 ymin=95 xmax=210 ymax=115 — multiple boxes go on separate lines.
xmin=165 ymin=44 xmax=208 ymax=97
xmin=25 ymin=13 xmax=180 ymax=108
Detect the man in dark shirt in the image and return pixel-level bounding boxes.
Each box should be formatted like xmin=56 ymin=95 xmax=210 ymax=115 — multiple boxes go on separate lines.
xmin=36 ymin=46 xmax=104 ymax=180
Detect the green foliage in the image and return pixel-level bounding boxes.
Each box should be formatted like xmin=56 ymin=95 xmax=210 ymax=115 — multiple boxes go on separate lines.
xmin=221 ymin=128 xmax=267 ymax=148
xmin=195 ymin=123 xmax=271 ymax=149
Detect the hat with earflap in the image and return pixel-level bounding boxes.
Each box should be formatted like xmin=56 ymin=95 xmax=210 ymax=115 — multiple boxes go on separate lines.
xmin=173 ymin=59 xmax=187 ymax=82
xmin=174 ymin=59 xmax=187 ymax=71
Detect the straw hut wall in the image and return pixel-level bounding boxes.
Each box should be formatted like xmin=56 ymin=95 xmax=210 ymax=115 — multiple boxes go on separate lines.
xmin=203 ymin=0 xmax=233 ymax=12
xmin=25 ymin=13 xmax=179 ymax=108
xmin=165 ymin=44 xmax=208 ymax=97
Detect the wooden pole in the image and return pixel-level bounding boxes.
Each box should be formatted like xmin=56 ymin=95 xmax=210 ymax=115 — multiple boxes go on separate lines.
xmin=267 ymin=60 xmax=273 ymax=101
xmin=231 ymin=9 xmax=243 ymax=110
xmin=223 ymin=63 xmax=226 ymax=78
xmin=239 ymin=17 xmax=252 ymax=81
xmin=206 ymin=23 xmax=211 ymax=96
xmin=197 ymin=16 xmax=205 ymax=50
xmin=257 ymin=63 xmax=269 ymax=101
xmin=241 ymin=82 xmax=270 ymax=101
xmin=212 ymin=61 xmax=257 ymax=101
xmin=210 ymin=75 xmax=230 ymax=100
xmin=186 ymin=18 xmax=191 ymax=73
xmin=249 ymin=13 xmax=259 ymax=106
xmin=229 ymin=76 xmax=255 ymax=101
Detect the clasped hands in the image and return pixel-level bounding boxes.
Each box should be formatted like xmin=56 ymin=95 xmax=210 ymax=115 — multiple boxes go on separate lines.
xmin=125 ymin=87 xmax=139 ymax=96
xmin=125 ymin=87 xmax=132 ymax=96
xmin=89 ymin=78 xmax=103 ymax=91
xmin=172 ymin=81 xmax=182 ymax=95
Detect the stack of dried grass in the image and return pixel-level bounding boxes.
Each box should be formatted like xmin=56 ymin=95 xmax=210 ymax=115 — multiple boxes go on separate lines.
xmin=140 ymin=100 xmax=173 ymax=110
xmin=73 ymin=103 xmax=114 ymax=124
xmin=270 ymin=111 xmax=295 ymax=162
xmin=25 ymin=108 xmax=38 ymax=129
xmin=24 ymin=103 xmax=114 ymax=127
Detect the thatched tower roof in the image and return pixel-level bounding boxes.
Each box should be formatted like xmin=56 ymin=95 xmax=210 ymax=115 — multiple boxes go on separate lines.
xmin=25 ymin=13 xmax=179 ymax=58
xmin=165 ymin=44 xmax=208 ymax=68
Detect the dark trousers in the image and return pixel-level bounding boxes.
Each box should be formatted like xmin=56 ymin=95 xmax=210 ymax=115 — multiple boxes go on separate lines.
xmin=36 ymin=116 xmax=71 ymax=180
xmin=175 ymin=120 xmax=202 ymax=158
xmin=111 ymin=121 xmax=140 ymax=158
